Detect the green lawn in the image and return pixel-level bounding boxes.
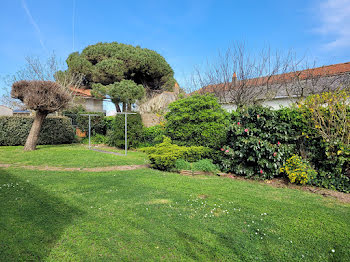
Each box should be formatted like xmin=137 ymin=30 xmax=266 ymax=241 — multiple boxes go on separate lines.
xmin=0 ymin=144 xmax=148 ymax=167
xmin=1 ymin=163 xmax=349 ymax=261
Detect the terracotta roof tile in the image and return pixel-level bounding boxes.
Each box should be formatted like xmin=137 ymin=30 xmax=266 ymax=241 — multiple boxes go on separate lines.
xmin=194 ymin=62 xmax=350 ymax=94
xmin=70 ymin=87 xmax=92 ymax=97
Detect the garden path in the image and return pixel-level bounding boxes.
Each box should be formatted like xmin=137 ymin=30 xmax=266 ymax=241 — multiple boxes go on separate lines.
xmin=0 ymin=163 xmax=148 ymax=172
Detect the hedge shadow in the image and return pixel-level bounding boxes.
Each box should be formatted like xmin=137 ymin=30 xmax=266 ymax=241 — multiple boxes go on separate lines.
xmin=0 ymin=168 xmax=83 ymax=261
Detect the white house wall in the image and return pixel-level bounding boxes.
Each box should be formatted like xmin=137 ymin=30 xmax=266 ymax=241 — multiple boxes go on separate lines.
xmin=221 ymin=97 xmax=299 ymax=112
xmin=0 ymin=105 xmax=13 ymax=116
xmin=74 ymin=97 xmax=104 ymax=112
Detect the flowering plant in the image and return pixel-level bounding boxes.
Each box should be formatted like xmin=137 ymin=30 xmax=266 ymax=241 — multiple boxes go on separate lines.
xmin=216 ymin=106 xmax=294 ymax=179
xmin=280 ymin=155 xmax=317 ymax=185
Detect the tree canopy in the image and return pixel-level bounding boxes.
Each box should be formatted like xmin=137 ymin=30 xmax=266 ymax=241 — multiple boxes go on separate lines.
xmin=62 ymin=42 xmax=176 ymax=111
xmin=11 ymin=80 xmax=72 ymax=150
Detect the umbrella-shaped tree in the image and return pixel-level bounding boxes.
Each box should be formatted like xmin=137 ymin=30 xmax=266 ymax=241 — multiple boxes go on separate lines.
xmin=61 ymin=42 xmax=175 ymax=112
xmin=11 ymin=80 xmax=72 ymax=151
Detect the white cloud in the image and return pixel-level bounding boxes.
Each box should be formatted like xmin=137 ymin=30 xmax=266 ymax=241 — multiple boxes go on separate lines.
xmin=316 ymin=0 xmax=350 ymax=49
xmin=21 ymin=0 xmax=47 ymax=53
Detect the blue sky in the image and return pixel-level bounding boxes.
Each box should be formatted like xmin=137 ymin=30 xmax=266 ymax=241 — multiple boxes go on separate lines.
xmin=1 ymin=0 xmax=350 ymax=112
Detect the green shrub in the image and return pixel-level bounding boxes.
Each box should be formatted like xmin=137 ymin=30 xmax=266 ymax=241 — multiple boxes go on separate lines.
xmin=294 ymin=91 xmax=350 ymax=192
xmin=305 ymin=142 xmax=350 ymax=192
xmin=280 ymin=155 xmax=317 ymax=185
xmin=81 ymin=134 xmax=107 ymax=145
xmin=0 ymin=116 xmax=75 ymax=146
xmin=141 ymin=125 xmax=165 ymax=147
xmin=192 ymin=159 xmax=218 ymax=172
xmin=141 ymin=137 xmax=210 ymax=171
xmin=107 ymin=113 xmax=143 ymax=149
xmin=174 ymin=159 xmax=191 ymax=171
xmin=216 ymin=106 xmax=294 ymax=179
xmin=104 ymin=116 xmax=114 ymax=130
xmin=165 ymin=94 xmax=229 ymax=147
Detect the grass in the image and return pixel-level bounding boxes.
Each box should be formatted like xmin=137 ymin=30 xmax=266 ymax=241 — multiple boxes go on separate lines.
xmin=0 ymin=144 xmax=148 ymax=167
xmin=1 ymin=164 xmax=350 ymax=261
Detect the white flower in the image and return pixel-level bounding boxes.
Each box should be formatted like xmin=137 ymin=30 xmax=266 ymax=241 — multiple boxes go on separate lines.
xmin=331 ymin=249 xmax=335 ymax=253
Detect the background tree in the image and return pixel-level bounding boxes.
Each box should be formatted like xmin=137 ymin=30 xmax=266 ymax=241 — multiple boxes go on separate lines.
xmin=191 ymin=42 xmax=292 ymax=108
xmin=284 ymin=58 xmax=350 ymax=98
xmin=61 ymin=42 xmax=176 ymax=111
xmin=11 ymin=80 xmax=71 ymax=151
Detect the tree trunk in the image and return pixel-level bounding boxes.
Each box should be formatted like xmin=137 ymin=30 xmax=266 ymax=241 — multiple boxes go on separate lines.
xmin=122 ymin=102 xmax=126 ymax=112
xmin=24 ymin=111 xmax=48 ymax=151
xmin=114 ymin=103 xmax=121 ymax=112
xmin=127 ymin=103 xmax=132 ymax=112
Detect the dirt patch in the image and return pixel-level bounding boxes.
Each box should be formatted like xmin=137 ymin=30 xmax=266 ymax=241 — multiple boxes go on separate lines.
xmin=0 ymin=163 xmax=149 ymax=172
xmin=198 ymin=194 xmax=209 ymax=199
xmin=219 ymin=173 xmax=350 ymax=203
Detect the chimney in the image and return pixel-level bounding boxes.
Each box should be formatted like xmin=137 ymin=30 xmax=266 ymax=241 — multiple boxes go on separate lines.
xmin=232 ymin=72 xmax=237 ymax=85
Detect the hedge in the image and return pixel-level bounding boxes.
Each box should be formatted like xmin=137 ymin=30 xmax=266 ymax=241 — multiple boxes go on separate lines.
xmin=0 ymin=116 xmax=75 ymax=146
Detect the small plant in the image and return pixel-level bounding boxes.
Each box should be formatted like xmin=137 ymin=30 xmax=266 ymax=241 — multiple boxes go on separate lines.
xmin=175 ymin=159 xmax=191 ymax=171
xmin=82 ymin=134 xmax=107 ymax=145
xmin=141 ymin=137 xmax=210 ymax=171
xmin=192 ymin=159 xmax=218 ymax=173
xmin=280 ymin=155 xmax=317 ymax=185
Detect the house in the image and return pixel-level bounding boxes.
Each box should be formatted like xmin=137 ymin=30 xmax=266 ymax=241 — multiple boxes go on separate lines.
xmin=137 ymin=82 xmax=181 ymax=127
xmin=194 ymin=62 xmax=350 ymax=111
xmin=71 ymin=88 xmax=104 ymax=113
xmin=13 ymin=109 xmax=31 ymax=116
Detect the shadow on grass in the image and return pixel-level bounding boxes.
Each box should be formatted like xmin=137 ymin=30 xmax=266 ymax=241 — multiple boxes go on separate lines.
xmin=0 ymin=168 xmax=83 ymax=261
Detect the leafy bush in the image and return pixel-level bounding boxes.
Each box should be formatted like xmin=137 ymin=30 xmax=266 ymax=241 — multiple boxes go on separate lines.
xmin=141 ymin=137 xmax=210 ymax=171
xmin=107 ymin=113 xmax=144 ymax=149
xmin=104 ymin=116 xmax=114 ymax=130
xmin=299 ymin=89 xmax=350 ymax=146
xmin=217 ymin=106 xmax=294 ymax=179
xmin=305 ymin=142 xmax=350 ymax=192
xmin=192 ymin=159 xmax=218 ymax=172
xmin=296 ymin=91 xmax=350 ymax=192
xmin=175 ymin=159 xmax=191 ymax=171
xmin=141 ymin=125 xmax=165 ymax=147
xmin=0 ymin=116 xmax=75 ymax=146
xmin=165 ymin=94 xmax=229 ymax=147
xmin=280 ymin=155 xmax=317 ymax=185
xmin=81 ymin=134 xmax=108 ymax=145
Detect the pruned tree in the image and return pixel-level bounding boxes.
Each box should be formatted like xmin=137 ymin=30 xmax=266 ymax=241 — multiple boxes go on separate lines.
xmin=191 ymin=42 xmax=293 ymax=108
xmin=11 ymin=80 xmax=72 ymax=151
xmin=8 ymin=54 xmax=83 ymax=151
xmin=61 ymin=42 xmax=176 ymax=111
